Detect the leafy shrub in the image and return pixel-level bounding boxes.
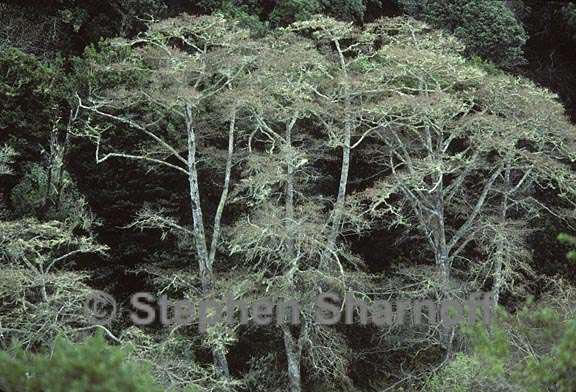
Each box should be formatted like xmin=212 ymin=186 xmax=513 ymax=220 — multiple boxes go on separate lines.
xmin=0 ymin=333 xmax=164 ymax=392
xmin=522 ymin=319 xmax=576 ymax=392
xmin=425 ymin=354 xmax=480 ymax=392
xmin=454 ymin=289 xmax=576 ymax=392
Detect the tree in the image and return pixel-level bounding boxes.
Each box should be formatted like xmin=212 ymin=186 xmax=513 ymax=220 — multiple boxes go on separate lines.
xmin=287 ymin=15 xmax=386 ymax=269
xmin=400 ymin=0 xmax=527 ymax=68
xmin=0 ymin=142 xmax=107 ymax=349
xmin=76 ymin=14 xmax=259 ymax=377
xmin=227 ymin=29 xmax=353 ymax=392
xmin=228 ymin=16 xmax=440 ymax=391
xmin=355 ymin=17 xmax=576 ymax=352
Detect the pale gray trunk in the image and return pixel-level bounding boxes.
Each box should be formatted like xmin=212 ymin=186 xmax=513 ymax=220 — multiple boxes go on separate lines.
xmin=326 ymin=40 xmax=352 ymax=262
xmin=328 ymin=113 xmax=351 ymax=246
xmin=434 ymin=187 xmax=450 ymax=297
xmin=437 ymin=247 xmax=454 ymax=355
xmin=493 ymin=163 xmax=511 ymax=307
xmin=185 ymin=104 xmax=230 ymax=377
xmin=282 ymin=324 xmax=302 ymax=392
xmin=55 ymin=123 xmax=71 ymax=210
xmin=431 ymin=158 xmax=454 ymax=355
xmin=286 ymin=117 xmax=296 ymax=260
xmin=209 ymin=110 xmax=236 ymax=265
xmin=43 ymin=128 xmax=58 ymax=211
xmin=185 ymin=105 xmax=212 ymax=292
xmin=282 ymin=116 xmax=302 ymax=390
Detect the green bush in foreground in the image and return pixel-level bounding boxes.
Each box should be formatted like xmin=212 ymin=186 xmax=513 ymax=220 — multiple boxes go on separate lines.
xmin=0 ymin=333 xmax=164 ymax=392
xmin=426 ymin=293 xmax=576 ymax=392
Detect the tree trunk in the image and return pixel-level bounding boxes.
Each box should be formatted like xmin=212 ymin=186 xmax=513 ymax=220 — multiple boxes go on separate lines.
xmin=55 ymin=128 xmax=71 ymax=211
xmin=328 ymin=113 xmax=351 ymax=246
xmin=325 ymin=39 xmax=352 ymax=267
xmin=185 ymin=104 xmax=230 ymax=377
xmin=208 ymin=110 xmax=236 ymax=266
xmin=437 ymin=248 xmax=454 ymax=355
xmin=43 ymin=128 xmax=57 ymax=212
xmin=282 ymin=324 xmax=302 ymax=392
xmin=432 ymin=167 xmax=454 ymax=355
xmin=285 ymin=116 xmax=296 ymax=261
xmin=493 ymin=163 xmax=511 ymax=307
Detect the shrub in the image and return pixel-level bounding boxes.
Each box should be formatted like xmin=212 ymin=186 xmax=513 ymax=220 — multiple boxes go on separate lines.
xmin=0 ymin=333 xmax=164 ymax=392
xmin=458 ymin=290 xmax=576 ymax=392
xmin=425 ymin=354 xmax=480 ymax=392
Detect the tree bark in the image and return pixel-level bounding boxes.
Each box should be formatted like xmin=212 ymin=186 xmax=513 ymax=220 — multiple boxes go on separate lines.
xmin=43 ymin=127 xmax=58 ymax=212
xmin=281 ymin=115 xmax=303 ymax=391
xmin=185 ymin=104 xmax=230 ymax=377
xmin=185 ymin=105 xmax=212 ymax=291
xmin=493 ymin=162 xmax=511 ymax=307
xmin=55 ymin=116 xmax=72 ymax=211
xmin=282 ymin=324 xmax=303 ymax=392
xmin=285 ymin=115 xmax=297 ymax=261
xmin=326 ymin=39 xmax=352 ymax=267
xmin=208 ymin=110 xmax=236 ymax=266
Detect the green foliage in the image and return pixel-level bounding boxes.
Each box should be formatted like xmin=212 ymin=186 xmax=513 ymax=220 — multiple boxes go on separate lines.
xmin=563 ymin=3 xmax=576 ymax=33
xmin=0 ymin=48 xmax=67 ymax=136
xmin=425 ymin=294 xmax=576 ymax=392
xmin=0 ymin=145 xmax=17 ymax=175
xmin=199 ymin=0 xmax=376 ymax=27
xmin=450 ymin=289 xmax=576 ymax=392
xmin=317 ymin=0 xmax=367 ymax=22
xmin=0 ymin=333 xmax=164 ymax=392
xmin=522 ymin=319 xmax=576 ymax=392
xmin=425 ymin=354 xmax=480 ymax=392
xmin=400 ymin=0 xmax=527 ymax=67
xmin=269 ymin=0 xmax=320 ymax=26
xmin=10 ymin=162 xmax=97 ymax=229
xmin=465 ymin=319 xmax=510 ymax=379
xmin=10 ymin=163 xmax=50 ymax=213
xmin=218 ymin=2 xmax=268 ymax=36
xmin=558 ymin=233 xmax=576 ymax=262
xmin=0 ymin=218 xmax=107 ymax=348
xmin=71 ymin=41 xmax=148 ymax=99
